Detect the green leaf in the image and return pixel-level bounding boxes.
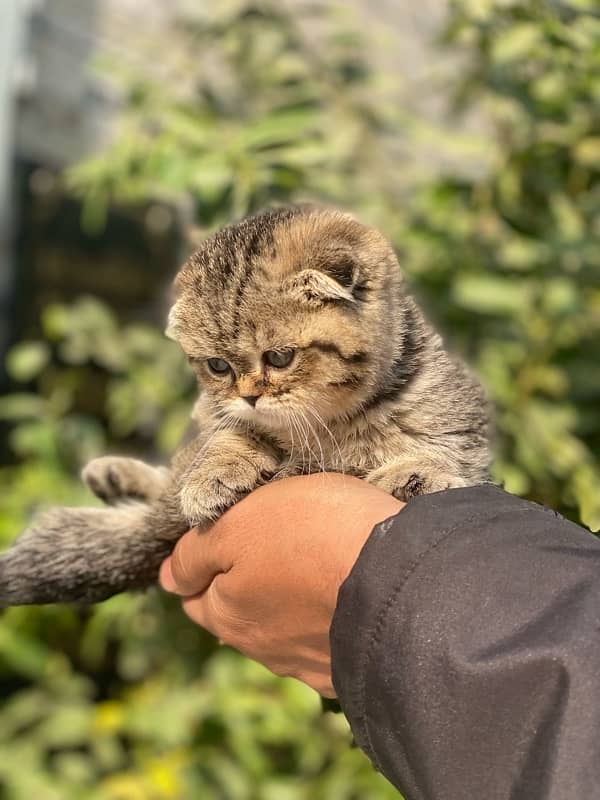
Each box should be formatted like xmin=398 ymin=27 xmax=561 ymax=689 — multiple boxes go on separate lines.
xmin=0 ymin=393 xmax=45 ymax=420
xmin=491 ymin=24 xmax=541 ymax=63
xmin=6 ymin=342 xmax=50 ymax=382
xmin=452 ymin=276 xmax=532 ymax=314
xmin=574 ymin=137 xmax=600 ymax=165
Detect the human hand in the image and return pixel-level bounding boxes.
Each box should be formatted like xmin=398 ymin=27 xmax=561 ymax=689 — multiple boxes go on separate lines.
xmin=159 ymin=473 xmax=403 ymax=697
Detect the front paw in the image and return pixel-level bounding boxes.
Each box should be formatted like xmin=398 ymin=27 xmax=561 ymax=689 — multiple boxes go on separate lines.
xmin=179 ymin=457 xmax=261 ymax=526
xmin=82 ymin=457 xmax=168 ymax=504
xmin=82 ymin=457 xmax=142 ymax=504
xmin=367 ymin=463 xmax=469 ymax=501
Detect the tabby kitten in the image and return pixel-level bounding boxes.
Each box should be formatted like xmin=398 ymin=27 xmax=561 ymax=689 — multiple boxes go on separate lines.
xmin=0 ymin=206 xmax=490 ymax=607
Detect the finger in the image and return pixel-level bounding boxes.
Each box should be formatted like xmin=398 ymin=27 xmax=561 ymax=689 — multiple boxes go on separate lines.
xmin=180 ymin=579 xmax=260 ymax=645
xmin=160 ymin=528 xmax=233 ymax=597
xmin=180 ymin=589 xmax=221 ymax=638
xmin=158 ymin=557 xmax=178 ymax=593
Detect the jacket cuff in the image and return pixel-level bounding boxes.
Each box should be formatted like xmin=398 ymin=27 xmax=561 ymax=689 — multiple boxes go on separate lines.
xmin=329 ymin=484 xmax=534 ymax=767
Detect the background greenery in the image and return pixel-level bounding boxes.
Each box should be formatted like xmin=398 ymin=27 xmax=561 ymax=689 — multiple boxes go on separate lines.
xmin=1 ymin=0 xmax=599 ymax=797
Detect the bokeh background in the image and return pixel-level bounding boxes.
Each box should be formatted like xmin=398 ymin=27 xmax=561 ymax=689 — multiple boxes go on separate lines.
xmin=0 ymin=0 xmax=598 ymax=797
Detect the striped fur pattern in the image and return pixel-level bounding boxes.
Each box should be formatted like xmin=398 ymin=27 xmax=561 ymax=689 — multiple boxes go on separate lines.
xmin=0 ymin=206 xmax=490 ymax=606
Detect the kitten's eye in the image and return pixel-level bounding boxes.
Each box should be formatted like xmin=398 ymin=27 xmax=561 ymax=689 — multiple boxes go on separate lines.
xmin=207 ymin=357 xmax=232 ymax=376
xmin=264 ymin=349 xmax=295 ymax=369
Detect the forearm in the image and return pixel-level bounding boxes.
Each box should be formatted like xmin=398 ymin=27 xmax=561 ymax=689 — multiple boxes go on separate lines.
xmin=330 ymin=485 xmax=600 ymax=799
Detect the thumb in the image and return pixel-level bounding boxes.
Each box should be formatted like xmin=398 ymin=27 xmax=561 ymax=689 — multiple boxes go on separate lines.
xmin=159 ymin=527 xmax=233 ymax=597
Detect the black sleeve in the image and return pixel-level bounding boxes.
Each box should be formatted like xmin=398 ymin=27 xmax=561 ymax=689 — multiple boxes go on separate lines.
xmin=330 ymin=485 xmax=600 ymax=800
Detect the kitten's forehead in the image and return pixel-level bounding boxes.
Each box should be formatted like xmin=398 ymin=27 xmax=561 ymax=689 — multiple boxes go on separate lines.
xmin=178 ymin=206 xmax=371 ymax=290
xmin=169 ymin=205 xmax=394 ymax=350
xmin=179 ymin=206 xmax=307 ymax=291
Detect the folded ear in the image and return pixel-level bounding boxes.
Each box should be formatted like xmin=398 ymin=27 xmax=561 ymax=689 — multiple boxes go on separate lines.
xmin=165 ymin=301 xmax=182 ymax=341
xmin=286 ymin=269 xmax=356 ymax=304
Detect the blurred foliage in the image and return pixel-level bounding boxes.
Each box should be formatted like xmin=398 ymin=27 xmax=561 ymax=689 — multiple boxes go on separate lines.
xmin=1 ymin=0 xmax=599 ymax=797
xmin=69 ymin=0 xmax=401 ymax=232
xmin=405 ymin=0 xmax=600 ymax=528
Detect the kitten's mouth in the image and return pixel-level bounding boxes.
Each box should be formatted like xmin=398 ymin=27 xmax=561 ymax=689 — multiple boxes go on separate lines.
xmin=229 ymin=396 xmax=290 ymax=429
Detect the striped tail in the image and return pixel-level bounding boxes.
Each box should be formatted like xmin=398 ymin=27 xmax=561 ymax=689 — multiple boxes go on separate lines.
xmin=0 ymin=500 xmax=188 ymax=607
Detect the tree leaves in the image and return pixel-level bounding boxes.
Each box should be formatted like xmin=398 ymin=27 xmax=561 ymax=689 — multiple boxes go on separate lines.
xmin=1 ymin=1 xmax=599 ymax=797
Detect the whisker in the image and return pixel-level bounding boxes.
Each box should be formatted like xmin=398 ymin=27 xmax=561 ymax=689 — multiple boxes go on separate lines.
xmin=287 ymin=409 xmax=304 ymax=474
xmin=195 ymin=413 xmax=238 ymax=459
xmin=291 ymin=409 xmax=311 ymax=474
xmin=274 ymin=410 xmax=297 ymax=479
xmin=307 ymin=413 xmax=326 ymax=475
xmin=298 ymin=409 xmax=325 ymax=475
xmin=306 ymin=407 xmax=346 ymax=475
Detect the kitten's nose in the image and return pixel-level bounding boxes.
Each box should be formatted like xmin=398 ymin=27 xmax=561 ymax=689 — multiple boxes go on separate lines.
xmin=241 ymin=395 xmax=259 ymax=408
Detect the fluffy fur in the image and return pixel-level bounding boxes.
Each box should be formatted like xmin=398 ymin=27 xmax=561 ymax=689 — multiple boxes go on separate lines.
xmin=0 ymin=206 xmax=490 ymax=606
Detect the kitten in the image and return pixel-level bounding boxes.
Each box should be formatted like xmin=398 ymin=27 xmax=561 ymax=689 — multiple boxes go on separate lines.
xmin=0 ymin=206 xmax=490 ymax=606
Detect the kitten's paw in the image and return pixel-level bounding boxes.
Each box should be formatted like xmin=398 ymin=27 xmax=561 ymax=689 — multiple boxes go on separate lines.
xmin=394 ymin=472 xmax=469 ymax=500
xmin=82 ymin=457 xmax=169 ymax=504
xmin=179 ymin=458 xmax=261 ymax=526
xmin=367 ymin=463 xmax=469 ymax=501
